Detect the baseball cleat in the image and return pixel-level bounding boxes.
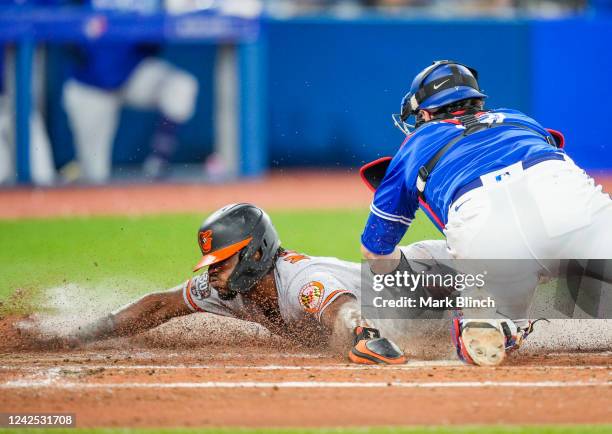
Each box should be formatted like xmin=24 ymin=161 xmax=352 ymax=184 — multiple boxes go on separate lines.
xmin=348 ymin=327 xmax=407 ymax=365
xmin=451 ymin=316 xmax=549 ymax=366
xmin=503 ymin=318 xmax=549 ymax=352
xmin=459 ymin=320 xmax=506 ymax=366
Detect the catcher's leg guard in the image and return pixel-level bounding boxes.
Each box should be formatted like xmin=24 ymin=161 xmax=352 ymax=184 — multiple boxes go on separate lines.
xmin=348 ymin=327 xmax=407 ymax=365
xmin=451 ymin=316 xmax=505 ymax=366
xmin=452 ymin=315 xmax=549 ymax=366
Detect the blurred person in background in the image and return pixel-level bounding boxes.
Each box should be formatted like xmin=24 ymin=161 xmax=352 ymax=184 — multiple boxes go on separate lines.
xmin=0 ymin=0 xmax=56 ymax=186
xmin=264 ymin=0 xmax=367 ymax=15
xmin=374 ymin=0 xmax=586 ymax=15
xmin=265 ymin=0 xmax=586 ymax=15
xmin=62 ymin=0 xmax=199 ymax=183
xmin=371 ymin=0 xmax=515 ymax=15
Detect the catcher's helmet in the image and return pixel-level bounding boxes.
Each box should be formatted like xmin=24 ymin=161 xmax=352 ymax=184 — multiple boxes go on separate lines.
xmin=193 ymin=203 xmax=281 ymax=293
xmin=393 ymin=60 xmax=487 ymax=134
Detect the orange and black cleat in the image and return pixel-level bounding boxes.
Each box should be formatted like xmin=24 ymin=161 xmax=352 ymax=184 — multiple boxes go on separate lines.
xmin=348 ymin=326 xmax=407 ymax=365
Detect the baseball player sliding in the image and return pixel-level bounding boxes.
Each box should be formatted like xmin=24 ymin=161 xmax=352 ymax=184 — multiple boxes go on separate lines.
xmin=26 ymin=203 xmax=536 ymax=364
xmin=360 ymin=60 xmax=612 ymax=366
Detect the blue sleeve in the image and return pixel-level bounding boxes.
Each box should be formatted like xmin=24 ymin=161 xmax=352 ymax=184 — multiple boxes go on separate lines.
xmin=361 ymin=152 xmax=418 ymax=255
xmin=72 ymin=44 xmax=147 ymax=90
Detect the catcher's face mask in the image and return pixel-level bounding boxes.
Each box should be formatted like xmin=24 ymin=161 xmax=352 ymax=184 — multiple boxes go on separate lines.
xmin=392 ymin=60 xmax=486 ymax=134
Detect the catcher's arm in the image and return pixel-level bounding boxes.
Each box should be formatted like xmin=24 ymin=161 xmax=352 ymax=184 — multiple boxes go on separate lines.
xmin=73 ymin=285 xmax=192 ymax=344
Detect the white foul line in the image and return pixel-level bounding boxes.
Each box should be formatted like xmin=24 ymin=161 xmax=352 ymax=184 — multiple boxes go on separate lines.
xmin=0 ymin=360 xmax=464 ymax=371
xmin=1 ymin=362 xmax=610 ymax=372
xmin=1 ymin=380 xmax=611 ymax=390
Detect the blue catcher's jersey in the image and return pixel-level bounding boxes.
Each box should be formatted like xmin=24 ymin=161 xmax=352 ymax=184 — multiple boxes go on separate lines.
xmin=71 ymin=0 xmax=161 ymax=89
xmin=361 ymin=108 xmax=565 ymax=255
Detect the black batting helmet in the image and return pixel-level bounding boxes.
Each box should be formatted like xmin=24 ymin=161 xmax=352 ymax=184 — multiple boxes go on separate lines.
xmin=193 ymin=203 xmax=281 ymax=293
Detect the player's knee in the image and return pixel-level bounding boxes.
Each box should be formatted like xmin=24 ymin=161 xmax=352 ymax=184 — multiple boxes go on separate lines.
xmin=159 ymin=71 xmax=199 ymax=123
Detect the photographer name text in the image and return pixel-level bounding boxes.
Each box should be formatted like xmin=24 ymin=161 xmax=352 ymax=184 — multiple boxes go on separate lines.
xmin=372 ymin=295 xmax=496 ymax=309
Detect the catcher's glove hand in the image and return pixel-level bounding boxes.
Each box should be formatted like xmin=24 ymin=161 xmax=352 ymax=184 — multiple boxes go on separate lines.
xmin=348 ymin=326 xmax=407 ymax=365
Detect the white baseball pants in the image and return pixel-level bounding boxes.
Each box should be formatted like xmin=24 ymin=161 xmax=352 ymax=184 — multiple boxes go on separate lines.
xmin=0 ymin=96 xmax=56 ymax=186
xmin=444 ymin=155 xmax=612 ymax=317
xmin=62 ymin=58 xmax=198 ymax=183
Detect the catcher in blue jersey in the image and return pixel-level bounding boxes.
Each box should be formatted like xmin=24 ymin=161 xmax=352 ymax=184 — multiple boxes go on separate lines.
xmin=360 ymin=60 xmax=612 ymax=367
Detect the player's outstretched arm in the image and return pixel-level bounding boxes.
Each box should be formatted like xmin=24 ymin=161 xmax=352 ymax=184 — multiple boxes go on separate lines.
xmin=73 ymin=285 xmax=193 ymax=344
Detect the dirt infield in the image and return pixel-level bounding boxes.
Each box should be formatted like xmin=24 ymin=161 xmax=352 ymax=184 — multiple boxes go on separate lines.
xmin=0 ymin=313 xmax=611 ymax=428
xmin=0 ymin=170 xmax=371 ymax=219
xmin=1 ymin=171 xmax=610 ymax=220
xmin=0 ymin=347 xmax=611 ymax=427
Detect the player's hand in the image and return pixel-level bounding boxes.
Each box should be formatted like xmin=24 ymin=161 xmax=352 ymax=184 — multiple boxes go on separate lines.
xmin=348 ymin=326 xmax=407 ymax=365
xmin=14 ymin=317 xmax=82 ymax=350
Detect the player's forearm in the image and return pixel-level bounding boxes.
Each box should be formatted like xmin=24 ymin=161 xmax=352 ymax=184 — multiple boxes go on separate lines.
xmin=321 ymin=296 xmax=364 ymax=353
xmin=75 ymin=290 xmax=189 ymax=343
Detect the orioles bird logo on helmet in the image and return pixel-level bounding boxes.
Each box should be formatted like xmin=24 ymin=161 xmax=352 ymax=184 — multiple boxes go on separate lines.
xmin=199 ymin=230 xmax=213 ymax=253
xmin=193 ymin=203 xmax=281 ymax=294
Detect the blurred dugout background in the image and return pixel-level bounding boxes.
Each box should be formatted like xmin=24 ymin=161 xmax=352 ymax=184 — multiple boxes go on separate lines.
xmin=0 ymin=0 xmax=611 ymax=186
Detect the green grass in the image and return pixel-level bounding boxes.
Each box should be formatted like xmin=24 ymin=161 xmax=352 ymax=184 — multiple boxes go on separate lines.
xmin=0 ymin=209 xmax=441 ymax=310
xmin=1 ymin=425 xmax=611 ymax=434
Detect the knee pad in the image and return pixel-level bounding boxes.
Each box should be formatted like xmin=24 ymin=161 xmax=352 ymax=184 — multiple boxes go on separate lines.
xmin=159 ymin=71 xmax=199 ymax=123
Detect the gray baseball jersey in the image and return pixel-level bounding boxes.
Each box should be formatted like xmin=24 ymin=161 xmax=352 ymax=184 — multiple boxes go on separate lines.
xmin=181 ymin=241 xmax=450 ymax=329
xmin=182 ymin=250 xmax=360 ymax=324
